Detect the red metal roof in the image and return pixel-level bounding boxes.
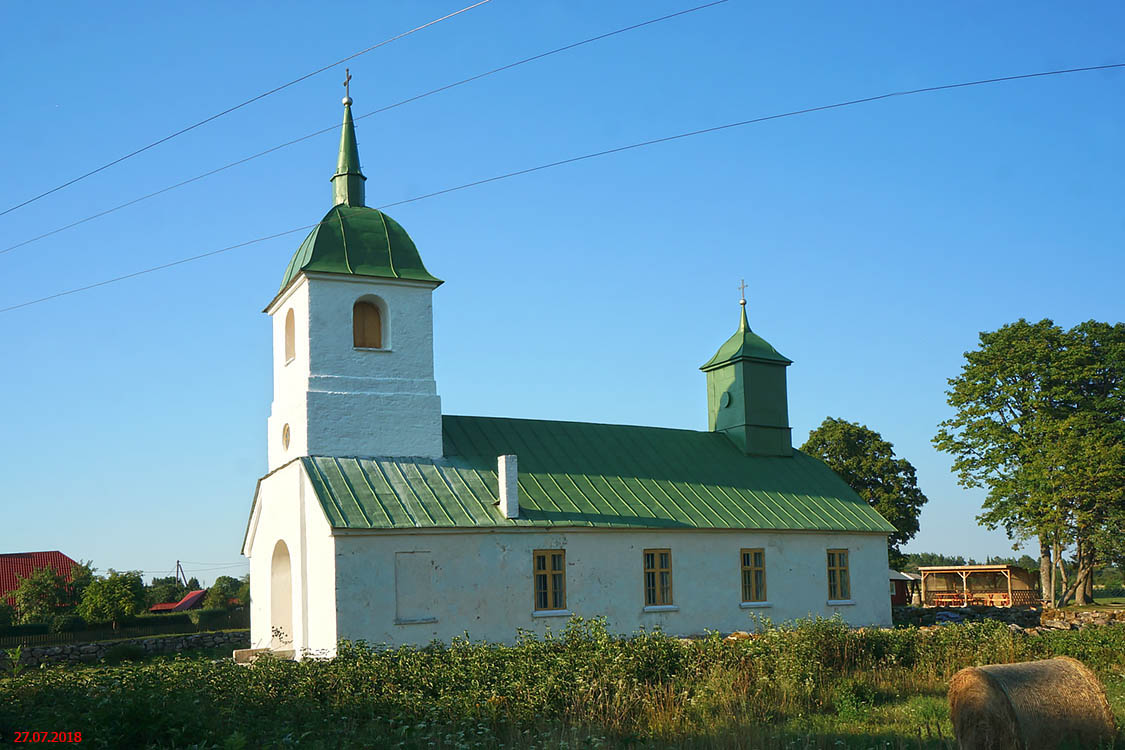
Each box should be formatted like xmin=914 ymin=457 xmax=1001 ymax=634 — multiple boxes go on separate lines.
xmin=0 ymin=551 xmax=79 ymax=607
xmin=149 ymin=589 xmax=208 ymax=613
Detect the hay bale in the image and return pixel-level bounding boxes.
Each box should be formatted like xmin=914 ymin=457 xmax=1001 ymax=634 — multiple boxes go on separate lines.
xmin=949 ymin=656 xmax=1116 ymax=749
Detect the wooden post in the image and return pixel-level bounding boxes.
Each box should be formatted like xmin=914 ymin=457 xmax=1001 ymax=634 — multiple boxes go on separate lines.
xmin=961 ymin=571 xmax=969 ymax=605
xmin=920 ymin=571 xmax=928 ymax=605
xmin=1006 ymin=568 xmax=1013 ymax=608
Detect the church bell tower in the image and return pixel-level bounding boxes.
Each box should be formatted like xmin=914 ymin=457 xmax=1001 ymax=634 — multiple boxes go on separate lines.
xmin=263 ymin=79 xmax=444 ymax=470
xmin=700 ymin=290 xmax=792 ymax=457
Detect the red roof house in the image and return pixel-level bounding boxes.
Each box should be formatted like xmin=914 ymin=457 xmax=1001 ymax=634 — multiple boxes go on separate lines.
xmin=149 ymin=589 xmax=207 ymax=612
xmin=0 ymin=551 xmax=79 ymax=607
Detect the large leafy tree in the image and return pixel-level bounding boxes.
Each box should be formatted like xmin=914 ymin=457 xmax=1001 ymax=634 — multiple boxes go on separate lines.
xmin=12 ymin=560 xmax=95 ymax=624
xmin=13 ymin=566 xmax=68 ymax=624
xmin=934 ymin=319 xmax=1125 ymax=605
xmin=801 ymin=418 xmax=929 ymax=568
xmin=203 ymin=576 xmax=242 ymax=610
xmin=78 ymin=570 xmax=146 ymax=629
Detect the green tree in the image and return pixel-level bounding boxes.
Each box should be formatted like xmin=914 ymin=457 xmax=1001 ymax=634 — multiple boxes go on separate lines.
xmin=13 ymin=566 xmax=68 ymax=624
xmin=801 ymin=418 xmax=929 ymax=569
xmin=66 ymin=561 xmax=95 ymax=607
xmin=900 ymin=552 xmax=969 ymax=573
xmin=202 ymin=576 xmax=242 ymax=610
xmin=0 ymin=602 xmax=14 ymax=630
xmin=77 ymin=570 xmax=146 ymax=629
xmin=934 ymin=319 xmax=1125 ymax=605
xmin=235 ymin=575 xmax=250 ymax=608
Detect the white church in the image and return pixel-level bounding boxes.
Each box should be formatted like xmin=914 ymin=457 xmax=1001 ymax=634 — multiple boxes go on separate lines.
xmin=241 ymin=92 xmax=896 ymax=657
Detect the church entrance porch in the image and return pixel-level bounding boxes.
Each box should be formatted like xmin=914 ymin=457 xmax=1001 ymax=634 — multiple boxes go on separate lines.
xmin=271 ymin=540 xmax=294 ymax=650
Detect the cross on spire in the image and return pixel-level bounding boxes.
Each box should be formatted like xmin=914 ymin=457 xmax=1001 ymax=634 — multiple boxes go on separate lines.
xmin=738 ymin=278 xmax=748 ymax=307
xmin=343 ymin=68 xmax=352 ymax=102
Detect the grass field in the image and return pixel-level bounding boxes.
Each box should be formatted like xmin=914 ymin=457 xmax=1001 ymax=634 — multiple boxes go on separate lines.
xmin=2 ymin=617 xmax=1123 ymax=749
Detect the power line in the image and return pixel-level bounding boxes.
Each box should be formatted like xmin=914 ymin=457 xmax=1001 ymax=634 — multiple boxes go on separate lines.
xmin=0 ymin=1 xmax=492 ymax=220
xmin=0 ymin=0 xmax=730 ymax=258
xmin=1 ymin=61 xmax=1121 ymax=316
xmin=0 ymin=225 xmax=314 ymax=313
xmin=378 ymin=62 xmax=1125 ymax=210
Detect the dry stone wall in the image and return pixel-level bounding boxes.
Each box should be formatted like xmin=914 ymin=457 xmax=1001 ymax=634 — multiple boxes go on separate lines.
xmin=1 ymin=630 xmax=249 ymax=668
xmin=892 ymin=605 xmax=1125 ymax=634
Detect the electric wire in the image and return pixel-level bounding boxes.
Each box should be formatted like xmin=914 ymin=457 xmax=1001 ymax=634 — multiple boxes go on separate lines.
xmin=1 ymin=61 xmax=1121 ymax=316
xmin=0 ymin=0 xmax=492 ymax=219
xmin=0 ymin=0 xmax=730 ymax=257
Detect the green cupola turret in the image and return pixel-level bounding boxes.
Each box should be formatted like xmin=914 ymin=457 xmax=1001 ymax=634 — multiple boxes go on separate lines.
xmin=700 ymin=297 xmax=792 ymax=457
xmin=276 ymin=82 xmax=441 ymax=295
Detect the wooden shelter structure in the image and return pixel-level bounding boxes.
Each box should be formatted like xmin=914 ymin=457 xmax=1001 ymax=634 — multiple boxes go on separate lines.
xmin=918 ymin=564 xmax=1039 ymax=607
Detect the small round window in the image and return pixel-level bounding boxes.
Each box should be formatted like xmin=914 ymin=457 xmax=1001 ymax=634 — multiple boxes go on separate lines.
xmin=282 ymin=423 xmax=291 ymax=449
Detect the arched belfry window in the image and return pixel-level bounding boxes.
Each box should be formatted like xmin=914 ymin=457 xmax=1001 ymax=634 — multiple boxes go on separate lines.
xmin=353 ymin=300 xmax=383 ymax=349
xmin=284 ymin=309 xmax=295 ymax=363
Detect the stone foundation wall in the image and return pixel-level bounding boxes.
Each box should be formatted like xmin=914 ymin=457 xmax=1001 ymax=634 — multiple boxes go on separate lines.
xmin=892 ymin=605 xmax=1125 ymax=634
xmin=0 ymin=630 xmax=249 ymax=668
xmin=1040 ymin=608 xmax=1125 ymax=631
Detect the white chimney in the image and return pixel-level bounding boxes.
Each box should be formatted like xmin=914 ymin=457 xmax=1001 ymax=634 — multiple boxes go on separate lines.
xmin=498 ymin=454 xmax=519 ymax=519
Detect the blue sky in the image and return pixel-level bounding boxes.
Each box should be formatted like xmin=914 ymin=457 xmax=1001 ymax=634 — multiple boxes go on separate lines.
xmin=1 ymin=1 xmax=1122 ymax=585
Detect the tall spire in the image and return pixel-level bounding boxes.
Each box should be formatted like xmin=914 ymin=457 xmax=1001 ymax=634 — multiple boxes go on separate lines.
xmin=331 ymin=68 xmax=366 ymax=207
xmin=738 ymin=278 xmax=749 ymax=332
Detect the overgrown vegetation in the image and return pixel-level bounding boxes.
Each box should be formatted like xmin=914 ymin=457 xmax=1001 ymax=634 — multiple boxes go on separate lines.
xmin=2 ymin=616 xmax=1123 ymax=749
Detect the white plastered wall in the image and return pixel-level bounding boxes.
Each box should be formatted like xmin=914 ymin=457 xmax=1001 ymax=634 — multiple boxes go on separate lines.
xmin=333 ymin=528 xmax=891 ymax=646
xmin=244 ymin=461 xmax=338 ymax=657
xmin=266 ymin=278 xmax=311 ymax=471
xmin=267 ymin=272 xmax=443 ymax=462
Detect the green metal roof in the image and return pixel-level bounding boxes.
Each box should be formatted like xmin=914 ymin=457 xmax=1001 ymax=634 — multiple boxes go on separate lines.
xmin=302 ymin=415 xmax=895 ymax=533
xmin=701 ymin=305 xmax=791 ymax=370
xmin=280 ymin=205 xmax=441 ymax=290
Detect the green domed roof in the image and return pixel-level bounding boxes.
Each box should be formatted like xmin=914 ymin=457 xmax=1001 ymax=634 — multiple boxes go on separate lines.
xmin=700 ymin=304 xmax=791 ymax=371
xmin=278 ymin=95 xmax=440 ymax=292
xmin=280 ymin=205 xmax=440 ymax=290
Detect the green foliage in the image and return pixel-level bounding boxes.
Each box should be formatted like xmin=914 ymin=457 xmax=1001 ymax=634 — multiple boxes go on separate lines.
xmin=0 ymin=602 xmax=14 ymax=631
xmin=3 ymin=645 xmax=25 ymax=678
xmin=934 ymin=318 xmax=1125 ymax=604
xmin=48 ymin=613 xmax=86 ymax=633
xmin=203 ymin=576 xmax=242 ymax=610
xmin=801 ymin=417 xmax=929 ymax=562
xmin=2 ymin=617 xmax=1122 ymax=749
xmin=134 ymin=611 xmax=193 ymax=627
xmin=102 ymin=643 xmax=146 ymax=665
xmin=77 ymin=570 xmax=146 ymax=628
xmin=145 ymin=575 xmax=189 ymax=608
xmin=188 ymin=608 xmax=230 ymax=629
xmin=13 ymin=565 xmax=68 ymax=624
xmin=235 ymin=575 xmax=250 ymax=609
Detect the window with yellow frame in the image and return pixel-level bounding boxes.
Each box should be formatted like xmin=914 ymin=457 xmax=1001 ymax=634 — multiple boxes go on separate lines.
xmin=827 ymin=549 xmax=850 ymax=600
xmin=741 ymin=548 xmax=766 ymax=602
xmin=643 ymin=549 xmax=673 ymax=606
xmin=533 ymin=550 xmax=566 ymax=611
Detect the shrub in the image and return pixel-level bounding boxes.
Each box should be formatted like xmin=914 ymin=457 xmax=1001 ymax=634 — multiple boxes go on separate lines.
xmin=102 ymin=643 xmax=146 ymax=665
xmin=4 ymin=622 xmax=49 ymax=637
xmin=188 ymin=608 xmax=229 ymax=629
xmin=48 ymin=614 xmax=86 ymax=633
xmin=135 ymin=612 xmax=193 ymax=628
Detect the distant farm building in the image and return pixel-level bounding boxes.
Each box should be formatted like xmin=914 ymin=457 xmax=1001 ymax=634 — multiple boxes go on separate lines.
xmin=0 ymin=551 xmax=79 ymax=607
xmin=149 ymin=589 xmax=207 ymax=613
xmin=889 ymin=569 xmax=920 ymax=606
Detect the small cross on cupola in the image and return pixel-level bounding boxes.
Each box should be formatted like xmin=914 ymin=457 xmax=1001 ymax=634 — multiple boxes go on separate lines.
xmin=342 ymin=67 xmax=352 ymax=105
